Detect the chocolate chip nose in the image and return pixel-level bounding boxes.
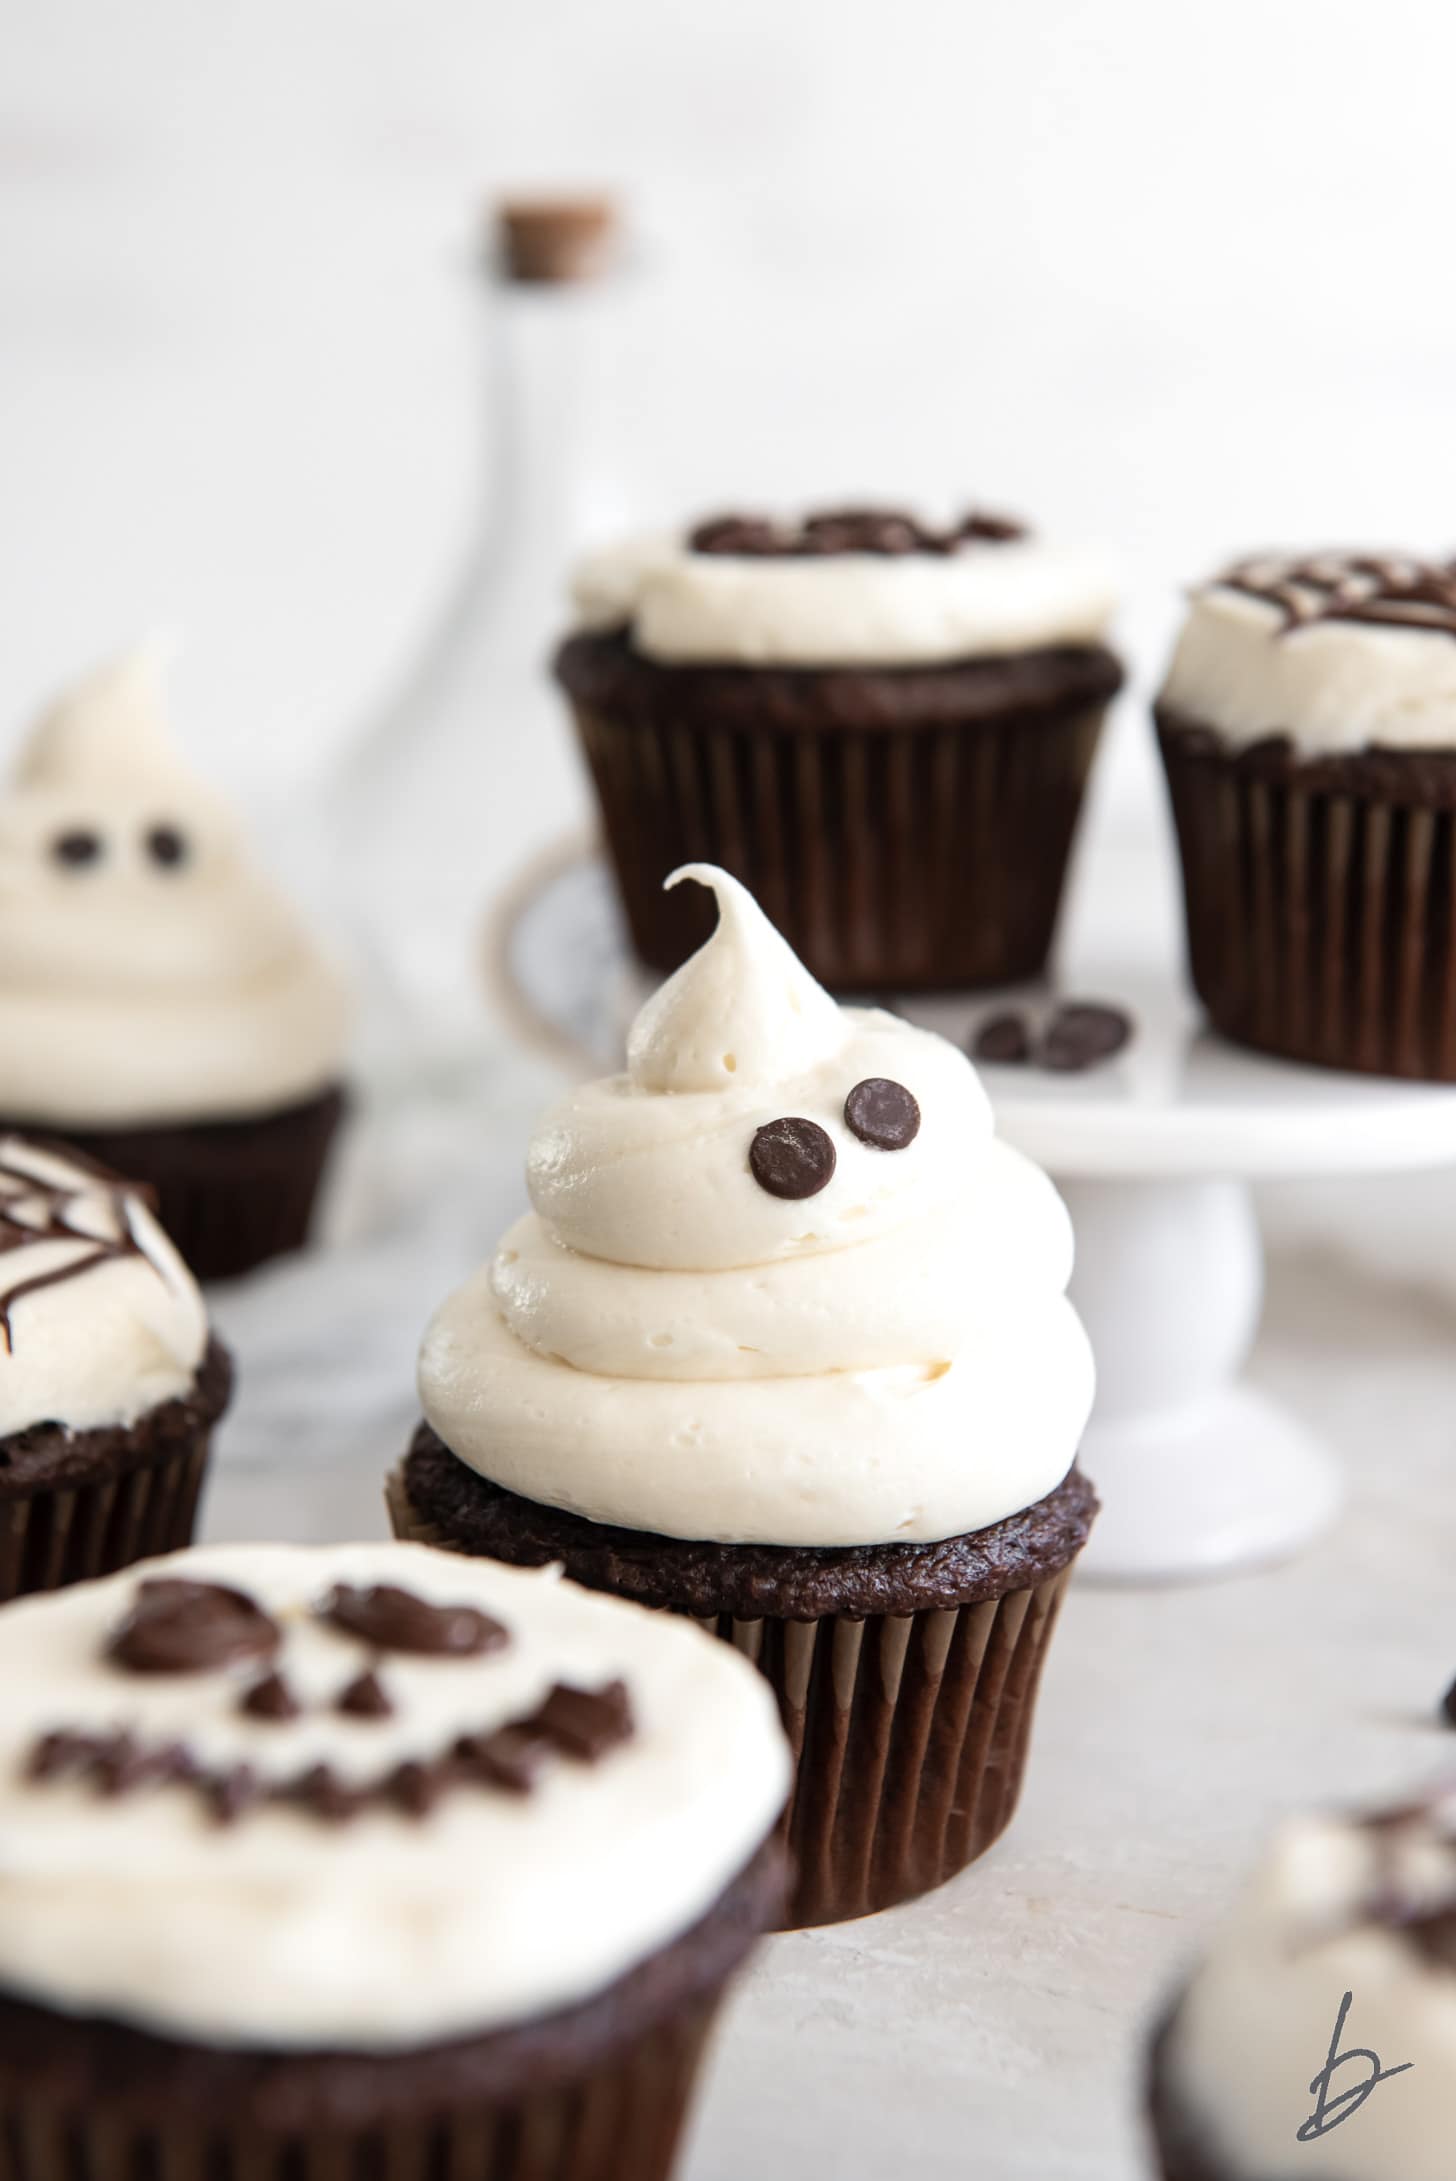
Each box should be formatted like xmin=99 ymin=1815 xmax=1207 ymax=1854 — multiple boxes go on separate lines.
xmin=748 ymin=1116 xmax=837 ymax=1199
xmin=108 ymin=1580 xmax=280 ymax=1675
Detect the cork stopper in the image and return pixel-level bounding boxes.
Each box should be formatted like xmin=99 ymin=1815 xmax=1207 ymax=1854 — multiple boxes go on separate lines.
xmin=494 ymin=195 xmax=617 ymax=284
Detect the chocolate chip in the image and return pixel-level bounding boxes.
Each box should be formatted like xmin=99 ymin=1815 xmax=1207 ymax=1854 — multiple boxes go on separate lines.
xmin=240 ymin=1672 xmax=299 ymax=1722
xmin=531 ymin=1680 xmax=634 ymax=1760
xmin=1440 ymin=1676 xmax=1456 ymax=1727
xmin=843 ymin=1077 xmax=920 ymax=1151
xmin=749 ymin=1116 xmax=836 ymax=1200
xmin=799 ymin=508 xmax=927 ymax=556
xmin=1042 ymin=1003 xmax=1133 ymax=1072
xmin=51 ymin=829 xmax=103 ymax=868
xmin=293 ymin=1763 xmax=365 ymax=1823
xmin=972 ymin=1012 xmax=1032 ymax=1064
xmin=456 ymin=1724 xmax=550 ymax=1794
xmin=388 ymin=1759 xmax=447 ymax=1818
xmin=108 ymin=1580 xmax=281 ymax=1676
xmin=145 ymin=824 xmax=188 ymax=869
xmin=319 ymin=1583 xmax=509 ymax=1658
xmin=337 ymin=1669 xmax=393 ymax=1719
xmin=689 ymin=514 xmax=785 ymax=556
xmin=956 ymin=510 xmax=1027 ymax=544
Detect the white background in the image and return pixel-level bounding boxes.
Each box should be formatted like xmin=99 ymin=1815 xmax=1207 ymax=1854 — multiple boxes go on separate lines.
xmin=6 ymin=0 xmax=1456 ymax=805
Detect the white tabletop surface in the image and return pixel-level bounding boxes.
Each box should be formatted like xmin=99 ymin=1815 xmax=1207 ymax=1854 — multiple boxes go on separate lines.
xmin=198 ymin=1026 xmax=1456 ymax=2181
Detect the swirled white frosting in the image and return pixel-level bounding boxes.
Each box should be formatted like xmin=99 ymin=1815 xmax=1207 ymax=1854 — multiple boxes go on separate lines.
xmin=1161 ymin=561 xmax=1456 ymax=752
xmin=1161 ymin=1796 xmax=1456 ymax=2180
xmin=572 ymin=528 xmax=1117 ymax=666
xmin=0 ymin=1541 xmax=789 ymax=2048
xmin=419 ymin=865 xmax=1092 ymax=1547
xmin=0 ymin=1137 xmax=209 ymax=1437
xmin=0 ymin=647 xmax=350 ymax=1127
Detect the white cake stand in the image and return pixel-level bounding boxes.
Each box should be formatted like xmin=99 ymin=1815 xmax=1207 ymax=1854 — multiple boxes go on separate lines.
xmin=487 ymin=837 xmax=1456 ymax=1586
xmin=904 ymin=972 xmax=1456 ymax=1581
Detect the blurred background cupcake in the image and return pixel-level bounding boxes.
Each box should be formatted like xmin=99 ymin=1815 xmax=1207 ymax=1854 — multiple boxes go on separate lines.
xmin=0 ymin=646 xmax=351 ymax=1278
xmin=393 ymin=866 xmax=1097 ymax=1926
xmin=0 ymin=1135 xmax=230 ymax=1598
xmin=557 ymin=506 xmax=1123 ymax=990
xmin=0 ymin=1540 xmax=789 ymax=2181
xmin=1158 ymin=552 xmax=1456 ymax=1080
xmin=1146 ymin=1782 xmax=1452 ymax=2179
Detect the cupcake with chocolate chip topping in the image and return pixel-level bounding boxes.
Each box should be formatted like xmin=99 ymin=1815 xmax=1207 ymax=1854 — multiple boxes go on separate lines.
xmin=1147 ymin=1783 xmax=1456 ymax=2181
xmin=393 ymin=864 xmax=1097 ymax=1927
xmin=0 ymin=1539 xmax=788 ymax=2181
xmin=0 ymin=1136 xmax=231 ymax=1599
xmin=0 ymin=645 xmax=350 ymax=1276
xmin=1159 ymin=550 xmax=1456 ymax=1078
xmin=556 ymin=504 xmax=1122 ymax=992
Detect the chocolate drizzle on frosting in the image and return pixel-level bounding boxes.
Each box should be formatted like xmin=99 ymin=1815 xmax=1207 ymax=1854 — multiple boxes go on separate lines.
xmin=26 ymin=1679 xmax=635 ymax=1825
xmin=108 ymin=1580 xmax=281 ymax=1676
xmin=319 ymin=1583 xmax=510 ymax=1658
xmin=689 ymin=506 xmax=1027 ymax=558
xmin=0 ymin=1146 xmax=160 ymax=1357
xmin=1215 ymin=551 xmax=1456 ymax=641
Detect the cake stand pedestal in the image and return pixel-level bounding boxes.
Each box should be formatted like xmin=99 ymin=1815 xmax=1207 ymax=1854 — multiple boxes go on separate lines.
xmin=905 ymin=974 xmax=1456 ymax=1582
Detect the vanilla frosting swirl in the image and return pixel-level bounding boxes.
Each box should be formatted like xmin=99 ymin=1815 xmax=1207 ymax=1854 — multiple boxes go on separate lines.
xmin=419 ymin=866 xmax=1092 ymax=1547
xmin=0 ymin=1137 xmax=208 ymax=1436
xmin=1161 ymin=1791 xmax=1456 ymax=2181
xmin=0 ymin=648 xmax=349 ymax=1126
xmin=572 ymin=527 xmax=1118 ymax=667
xmin=1161 ymin=552 xmax=1456 ymax=753
xmin=0 ymin=1542 xmax=788 ymax=2048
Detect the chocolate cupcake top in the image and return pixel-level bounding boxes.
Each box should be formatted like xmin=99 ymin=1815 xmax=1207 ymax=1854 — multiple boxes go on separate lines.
xmin=569 ymin=507 xmax=1117 ymax=668
xmin=0 ymin=1540 xmax=789 ymax=2048
xmin=418 ymin=865 xmax=1092 ymax=1547
xmin=0 ymin=1136 xmax=208 ymax=1438
xmin=0 ymin=645 xmax=349 ymax=1128
xmin=1160 ymin=550 xmax=1456 ymax=753
xmin=1160 ymin=1787 xmax=1456 ymax=2178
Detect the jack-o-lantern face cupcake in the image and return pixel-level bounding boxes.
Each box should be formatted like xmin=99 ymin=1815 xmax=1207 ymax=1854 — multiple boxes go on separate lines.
xmin=0 ymin=1540 xmax=788 ymax=2181
xmin=0 ymin=646 xmax=350 ymax=1277
xmin=393 ymin=864 xmax=1097 ymax=1926
xmin=0 ymin=1136 xmax=230 ymax=1599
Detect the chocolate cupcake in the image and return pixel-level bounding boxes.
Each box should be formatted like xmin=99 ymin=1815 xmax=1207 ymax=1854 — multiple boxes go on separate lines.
xmin=394 ymin=864 xmax=1097 ymax=1926
xmin=1158 ymin=551 xmax=1456 ymax=1078
xmin=1147 ymin=1785 xmax=1453 ymax=2180
xmin=0 ymin=1540 xmax=788 ymax=2181
xmin=0 ymin=646 xmax=350 ymax=1276
xmin=0 ymin=1136 xmax=231 ymax=1599
xmin=557 ymin=507 xmax=1123 ymax=991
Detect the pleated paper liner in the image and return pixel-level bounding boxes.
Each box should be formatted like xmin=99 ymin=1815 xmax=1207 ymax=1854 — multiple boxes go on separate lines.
xmin=1159 ymin=715 xmax=1456 ymax=1079
xmin=569 ymin=696 xmax=1111 ymax=991
xmin=0 ymin=2006 xmax=716 ymax=2181
xmin=0 ymin=1436 xmax=213 ymax=1604
xmin=35 ymin=1085 xmax=348 ymax=1283
xmin=387 ymin=1466 xmax=1075 ymax=1929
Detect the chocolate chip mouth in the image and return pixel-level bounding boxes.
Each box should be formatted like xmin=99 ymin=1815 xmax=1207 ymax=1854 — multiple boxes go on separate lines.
xmin=689 ymin=506 xmax=1027 ymax=559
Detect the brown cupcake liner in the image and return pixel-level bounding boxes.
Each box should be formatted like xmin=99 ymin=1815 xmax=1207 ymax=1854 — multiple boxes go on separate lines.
xmin=0 ymin=2006 xmax=716 ymax=2181
xmin=388 ymin=1468 xmax=1074 ymax=1928
xmin=570 ymin=696 xmax=1111 ymax=991
xmin=1158 ymin=715 xmax=1456 ymax=1079
xmin=0 ymin=1435 xmax=214 ymax=1605
xmin=31 ymin=1086 xmax=348 ymax=1283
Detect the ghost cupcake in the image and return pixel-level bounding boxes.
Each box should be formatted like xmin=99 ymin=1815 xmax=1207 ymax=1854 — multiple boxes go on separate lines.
xmin=393 ymin=863 xmax=1097 ymax=1926
xmin=0 ymin=1135 xmax=230 ymax=1599
xmin=0 ymin=1540 xmax=788 ymax=2181
xmin=0 ymin=647 xmax=350 ymax=1278
xmin=1148 ymin=1785 xmax=1456 ymax=2181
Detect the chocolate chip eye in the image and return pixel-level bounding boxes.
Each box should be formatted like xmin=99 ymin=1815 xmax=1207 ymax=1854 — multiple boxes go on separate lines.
xmin=145 ymin=824 xmax=188 ymax=869
xmin=844 ymin=1078 xmax=921 ymax=1150
xmin=52 ymin=829 xmax=103 ymax=869
xmin=749 ymin=1117 xmax=836 ymax=1199
xmin=108 ymin=1580 xmax=280 ymax=1675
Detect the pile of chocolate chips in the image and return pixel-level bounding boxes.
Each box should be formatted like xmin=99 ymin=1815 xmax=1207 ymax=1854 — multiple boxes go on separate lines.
xmin=689 ymin=507 xmax=1026 ymax=558
xmin=972 ymin=1002 xmax=1133 ymax=1074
